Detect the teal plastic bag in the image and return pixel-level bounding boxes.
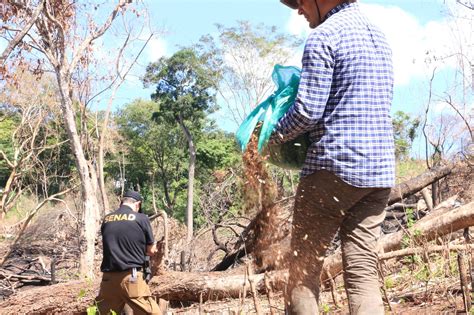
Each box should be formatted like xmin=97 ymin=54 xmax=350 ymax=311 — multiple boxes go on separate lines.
xmin=235 ymin=64 xmax=309 ymax=170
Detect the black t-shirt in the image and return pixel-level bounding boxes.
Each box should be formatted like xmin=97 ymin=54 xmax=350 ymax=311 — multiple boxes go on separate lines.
xmin=100 ymin=205 xmax=154 ymax=272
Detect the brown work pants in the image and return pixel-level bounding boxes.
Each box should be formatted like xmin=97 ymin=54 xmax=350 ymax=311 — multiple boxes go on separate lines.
xmin=286 ymin=170 xmax=390 ymax=315
xmin=95 ymin=270 xmax=161 ymax=315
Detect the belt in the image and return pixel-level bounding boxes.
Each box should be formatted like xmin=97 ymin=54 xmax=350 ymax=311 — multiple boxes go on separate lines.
xmin=104 ymin=267 xmax=142 ymax=273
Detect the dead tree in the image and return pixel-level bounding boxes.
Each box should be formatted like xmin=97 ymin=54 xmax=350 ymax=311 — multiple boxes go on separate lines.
xmin=0 ymin=69 xmax=67 ymax=217
xmin=2 ymin=0 xmax=148 ymax=278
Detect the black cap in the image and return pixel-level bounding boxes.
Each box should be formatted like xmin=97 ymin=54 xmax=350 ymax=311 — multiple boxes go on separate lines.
xmin=280 ymin=0 xmax=298 ymax=9
xmin=123 ymin=190 xmax=143 ymax=202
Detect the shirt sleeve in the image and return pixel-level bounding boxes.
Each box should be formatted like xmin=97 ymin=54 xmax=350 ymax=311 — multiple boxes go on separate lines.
xmin=139 ymin=215 xmax=155 ymax=245
xmin=271 ymin=31 xmax=334 ymax=144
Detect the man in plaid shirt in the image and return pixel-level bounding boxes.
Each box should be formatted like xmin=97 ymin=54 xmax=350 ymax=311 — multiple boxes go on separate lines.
xmin=275 ymin=0 xmax=395 ymax=314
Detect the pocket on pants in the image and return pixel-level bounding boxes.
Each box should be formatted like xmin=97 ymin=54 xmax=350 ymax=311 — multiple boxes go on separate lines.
xmin=122 ymin=274 xmax=150 ymax=298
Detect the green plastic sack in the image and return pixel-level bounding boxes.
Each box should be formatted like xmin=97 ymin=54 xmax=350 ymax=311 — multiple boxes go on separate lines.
xmin=235 ymin=64 xmax=310 ymax=170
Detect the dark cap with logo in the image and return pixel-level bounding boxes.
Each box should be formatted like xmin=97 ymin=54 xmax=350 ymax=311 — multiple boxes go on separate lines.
xmin=280 ymin=0 xmax=298 ymax=9
xmin=123 ymin=190 xmax=143 ymax=202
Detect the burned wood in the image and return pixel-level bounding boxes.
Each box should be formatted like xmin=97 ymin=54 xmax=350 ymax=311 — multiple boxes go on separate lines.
xmin=384 ymin=203 xmax=417 ymax=212
xmin=211 ymin=224 xmax=230 ymax=254
xmin=0 ymin=270 xmax=52 ymax=283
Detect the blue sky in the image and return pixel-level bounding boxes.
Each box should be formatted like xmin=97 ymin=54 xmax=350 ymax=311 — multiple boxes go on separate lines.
xmin=124 ymin=0 xmax=471 ymax=158
xmin=1 ymin=0 xmax=471 ymax=157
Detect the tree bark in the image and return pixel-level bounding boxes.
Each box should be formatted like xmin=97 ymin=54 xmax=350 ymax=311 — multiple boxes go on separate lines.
xmin=0 ymin=169 xmax=18 ymax=217
xmin=387 ymin=164 xmax=451 ymax=204
xmin=380 ymin=201 xmax=474 ymax=253
xmin=178 ymin=114 xmax=195 ymax=242
xmin=56 ymin=74 xmax=101 ymax=279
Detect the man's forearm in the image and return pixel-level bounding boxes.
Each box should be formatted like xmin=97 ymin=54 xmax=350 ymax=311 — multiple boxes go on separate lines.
xmin=270 ymin=102 xmax=319 ymax=144
xmin=146 ymin=243 xmax=157 ymax=256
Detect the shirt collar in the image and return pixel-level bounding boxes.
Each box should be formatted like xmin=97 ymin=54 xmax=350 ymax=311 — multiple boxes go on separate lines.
xmin=119 ymin=204 xmax=134 ymax=212
xmin=324 ymin=2 xmax=356 ymax=21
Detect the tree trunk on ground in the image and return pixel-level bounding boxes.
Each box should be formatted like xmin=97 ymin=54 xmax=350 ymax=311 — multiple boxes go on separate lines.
xmin=56 ymin=74 xmax=101 ymax=279
xmin=0 ymin=270 xmax=288 ymax=313
xmin=380 ymin=201 xmax=474 ymax=253
xmin=178 ymin=114 xmax=195 ymax=242
xmin=387 ymin=164 xmax=451 ymax=204
xmin=4 ymin=201 xmax=472 ymax=313
xmin=320 ymin=200 xmax=474 ymax=283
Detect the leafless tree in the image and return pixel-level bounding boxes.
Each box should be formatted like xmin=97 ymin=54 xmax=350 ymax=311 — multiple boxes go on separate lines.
xmin=1 ymin=0 xmax=151 ymax=277
xmin=0 ymin=68 xmax=67 ymax=217
xmin=197 ymin=21 xmax=303 ymax=126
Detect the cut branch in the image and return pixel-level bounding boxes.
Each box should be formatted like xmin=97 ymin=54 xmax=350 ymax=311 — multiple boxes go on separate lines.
xmin=379 ymin=244 xmax=474 ymax=260
xmin=321 ymin=201 xmax=474 ymax=283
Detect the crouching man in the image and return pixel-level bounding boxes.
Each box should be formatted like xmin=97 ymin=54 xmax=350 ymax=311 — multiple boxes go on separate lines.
xmin=96 ymin=191 xmax=162 ymax=315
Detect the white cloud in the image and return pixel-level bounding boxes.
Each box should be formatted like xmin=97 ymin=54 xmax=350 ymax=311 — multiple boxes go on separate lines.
xmin=146 ymin=37 xmax=167 ymax=62
xmin=360 ymin=4 xmax=454 ymax=86
xmin=432 ymin=100 xmax=450 ymax=113
xmin=286 ymin=10 xmax=310 ymax=38
xmin=284 ymin=3 xmax=473 ymax=87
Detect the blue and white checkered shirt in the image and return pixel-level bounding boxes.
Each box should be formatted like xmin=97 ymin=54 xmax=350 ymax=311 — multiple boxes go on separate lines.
xmin=273 ymin=2 xmax=395 ymax=188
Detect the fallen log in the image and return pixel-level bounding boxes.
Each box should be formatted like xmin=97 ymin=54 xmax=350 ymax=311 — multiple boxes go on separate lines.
xmin=213 ymin=164 xmax=454 ymax=271
xmin=0 ymin=270 xmax=52 ymax=282
xmin=0 ymin=270 xmax=289 ymax=313
xmin=379 ymin=244 xmax=474 ymax=260
xmin=1 ymin=198 xmax=472 ymax=313
xmin=320 ymin=201 xmax=474 ymax=282
xmin=381 ymin=201 xmax=474 ymax=253
xmin=0 ymin=280 xmax=97 ymax=314
xmin=152 ymin=269 xmax=288 ymax=302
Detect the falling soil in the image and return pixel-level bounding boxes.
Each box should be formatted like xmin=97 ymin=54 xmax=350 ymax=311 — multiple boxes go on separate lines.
xmin=241 ymin=132 xmax=288 ymax=269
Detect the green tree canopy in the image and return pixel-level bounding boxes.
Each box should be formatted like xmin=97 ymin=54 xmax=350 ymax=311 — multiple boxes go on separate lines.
xmin=143 ymin=48 xmax=219 ymax=123
xmin=393 ymin=110 xmax=420 ymax=160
